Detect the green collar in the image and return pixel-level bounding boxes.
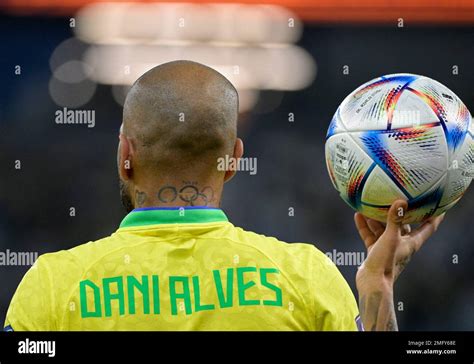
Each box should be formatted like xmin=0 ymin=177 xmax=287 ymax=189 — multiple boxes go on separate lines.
xmin=119 ymin=207 xmax=228 ymax=228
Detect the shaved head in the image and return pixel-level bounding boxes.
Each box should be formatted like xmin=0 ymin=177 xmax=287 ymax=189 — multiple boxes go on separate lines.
xmin=118 ymin=60 xmax=241 ymax=211
xmin=124 ymin=60 xmax=238 ymax=173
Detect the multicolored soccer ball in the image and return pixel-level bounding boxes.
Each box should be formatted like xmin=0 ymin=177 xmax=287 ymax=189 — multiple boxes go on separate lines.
xmin=325 ymin=73 xmax=474 ymax=223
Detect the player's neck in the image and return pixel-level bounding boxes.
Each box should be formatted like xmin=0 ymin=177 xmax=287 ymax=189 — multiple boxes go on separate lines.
xmin=132 ymin=179 xmax=223 ymax=209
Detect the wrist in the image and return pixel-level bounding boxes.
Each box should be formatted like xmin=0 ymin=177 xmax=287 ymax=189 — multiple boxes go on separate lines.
xmin=356 ymin=266 xmax=394 ymax=294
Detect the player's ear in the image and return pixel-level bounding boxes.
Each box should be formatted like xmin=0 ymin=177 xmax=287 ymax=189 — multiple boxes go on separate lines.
xmin=118 ymin=132 xmax=134 ymax=181
xmin=224 ymin=138 xmax=243 ymax=183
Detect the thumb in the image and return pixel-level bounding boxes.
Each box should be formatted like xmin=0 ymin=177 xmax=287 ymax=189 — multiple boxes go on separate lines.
xmin=385 ymin=199 xmax=408 ymax=236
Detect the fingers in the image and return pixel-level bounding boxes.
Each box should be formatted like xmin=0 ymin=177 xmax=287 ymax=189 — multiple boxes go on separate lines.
xmin=367 ymin=218 xmax=385 ymax=237
xmin=386 ymin=199 xmax=408 ymax=236
xmin=354 ymin=213 xmax=377 ymax=249
xmin=408 ymin=213 xmax=445 ymax=252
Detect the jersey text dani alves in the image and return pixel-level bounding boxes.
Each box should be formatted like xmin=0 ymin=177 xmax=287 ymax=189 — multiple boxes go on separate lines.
xmin=4 ymin=207 xmax=359 ymax=331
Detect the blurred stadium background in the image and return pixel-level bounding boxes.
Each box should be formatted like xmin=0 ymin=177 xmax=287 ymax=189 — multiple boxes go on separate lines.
xmin=0 ymin=0 xmax=473 ymax=330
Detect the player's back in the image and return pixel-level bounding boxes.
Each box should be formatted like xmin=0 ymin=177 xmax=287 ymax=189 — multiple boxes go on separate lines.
xmin=4 ymin=207 xmax=359 ymax=331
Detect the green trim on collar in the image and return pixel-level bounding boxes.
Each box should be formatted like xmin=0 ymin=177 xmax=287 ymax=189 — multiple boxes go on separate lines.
xmin=119 ymin=207 xmax=228 ymax=228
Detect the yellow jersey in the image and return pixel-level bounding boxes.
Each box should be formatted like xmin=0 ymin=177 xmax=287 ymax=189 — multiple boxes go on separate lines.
xmin=4 ymin=207 xmax=360 ymax=331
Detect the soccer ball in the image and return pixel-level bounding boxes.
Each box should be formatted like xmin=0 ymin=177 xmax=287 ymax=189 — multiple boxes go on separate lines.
xmin=325 ymin=73 xmax=474 ymax=223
